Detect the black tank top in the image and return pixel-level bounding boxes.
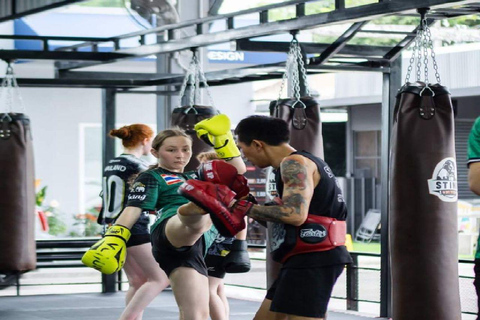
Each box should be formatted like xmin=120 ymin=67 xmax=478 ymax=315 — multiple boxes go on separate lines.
xmin=99 ymin=154 xmax=150 ymax=227
xmin=274 ymin=150 xmax=352 ymax=267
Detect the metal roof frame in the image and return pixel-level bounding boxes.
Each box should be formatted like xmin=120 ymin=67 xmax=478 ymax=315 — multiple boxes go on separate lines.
xmin=0 ymin=0 xmax=475 ymax=88
xmin=0 ymin=0 xmax=84 ymax=24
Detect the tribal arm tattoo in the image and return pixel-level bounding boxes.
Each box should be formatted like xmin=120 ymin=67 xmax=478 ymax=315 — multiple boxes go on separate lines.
xmin=248 ymin=157 xmax=314 ymax=226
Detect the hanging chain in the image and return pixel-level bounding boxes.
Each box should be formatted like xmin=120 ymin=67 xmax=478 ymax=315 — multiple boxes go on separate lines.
xmin=178 ymin=53 xmax=197 ymax=106
xmin=277 ymin=41 xmax=296 ymax=101
xmin=0 ymin=63 xmax=25 ymax=113
xmin=291 ymin=42 xmax=301 ymax=101
xmin=277 ymin=37 xmax=310 ymax=102
xmin=195 ymin=54 xmax=215 ymax=107
xmin=405 ymin=32 xmax=417 ymax=83
xmin=177 ymin=50 xmax=215 ymax=108
xmin=188 ymin=54 xmax=196 ymax=107
xmin=416 ymin=30 xmax=423 ymax=82
xmin=296 ymin=42 xmax=310 ymax=97
xmin=426 ymin=24 xmax=441 ymax=84
xmin=405 ymin=14 xmax=441 ymax=85
xmin=422 ymin=18 xmax=430 ymax=84
xmin=194 ymin=59 xmax=201 ymax=105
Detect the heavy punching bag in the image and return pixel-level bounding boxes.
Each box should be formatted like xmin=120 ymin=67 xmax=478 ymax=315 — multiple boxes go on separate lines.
xmin=265 ymin=37 xmax=325 ymax=289
xmin=269 ymin=96 xmax=324 ymax=159
xmin=390 ymin=13 xmax=461 ymax=319
xmin=390 ymin=82 xmax=461 ymax=320
xmin=0 ymin=113 xmax=36 ymax=272
xmin=171 ymin=105 xmax=216 ymax=171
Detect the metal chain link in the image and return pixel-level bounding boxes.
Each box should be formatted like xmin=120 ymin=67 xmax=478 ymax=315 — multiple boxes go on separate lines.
xmin=188 ymin=58 xmax=196 ymax=107
xmin=277 ymin=37 xmax=310 ymax=102
xmin=405 ymin=31 xmax=418 ymax=83
xmin=405 ymin=16 xmax=442 ymax=85
xmin=416 ymin=31 xmax=422 ymax=82
xmin=178 ymin=53 xmax=197 ymax=105
xmin=426 ymin=23 xmax=442 ymax=84
xmin=291 ymin=43 xmax=301 ymax=101
xmin=296 ymin=42 xmax=310 ymax=97
xmin=0 ymin=63 xmax=25 ymax=113
xmin=177 ymin=50 xmax=215 ymax=108
xmin=194 ymin=60 xmax=201 ymax=105
xmin=195 ymin=55 xmax=215 ymax=107
xmin=277 ymin=41 xmax=296 ymax=101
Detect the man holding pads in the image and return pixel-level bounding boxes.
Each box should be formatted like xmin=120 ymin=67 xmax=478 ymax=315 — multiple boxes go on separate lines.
xmin=179 ymin=115 xmax=352 ymax=320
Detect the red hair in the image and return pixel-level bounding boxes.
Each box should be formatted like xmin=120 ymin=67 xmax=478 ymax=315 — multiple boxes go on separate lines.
xmin=109 ymin=124 xmax=154 ymax=148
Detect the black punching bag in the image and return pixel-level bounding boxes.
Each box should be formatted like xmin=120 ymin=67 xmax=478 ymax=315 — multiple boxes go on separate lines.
xmin=0 ymin=113 xmax=36 ymax=272
xmin=390 ymin=82 xmax=461 ymax=320
xmin=266 ymin=96 xmax=325 ymax=288
xmin=170 ymin=105 xmax=216 ymax=171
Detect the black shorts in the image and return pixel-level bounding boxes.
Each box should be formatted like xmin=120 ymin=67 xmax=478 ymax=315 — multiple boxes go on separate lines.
xmin=205 ymin=254 xmax=226 ymax=279
xmin=150 ymin=218 xmax=208 ymax=277
xmin=205 ymin=235 xmax=234 ymax=279
xmin=126 ymin=234 xmax=150 ymax=248
xmin=266 ymin=264 xmax=345 ymax=318
xmin=129 ymin=212 xmax=150 ymax=235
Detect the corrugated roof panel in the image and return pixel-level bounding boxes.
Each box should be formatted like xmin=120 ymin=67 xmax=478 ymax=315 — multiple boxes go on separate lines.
xmin=0 ymin=2 xmax=12 ymax=18
xmin=0 ymin=0 xmax=79 ymax=20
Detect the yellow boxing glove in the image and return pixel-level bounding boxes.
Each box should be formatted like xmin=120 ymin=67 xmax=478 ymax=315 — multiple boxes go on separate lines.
xmin=81 ymin=225 xmax=130 ymax=275
xmin=194 ymin=114 xmax=240 ymax=160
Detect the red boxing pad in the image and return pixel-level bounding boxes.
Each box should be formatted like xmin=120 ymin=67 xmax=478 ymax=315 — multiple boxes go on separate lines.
xmin=178 ymin=180 xmax=248 ymax=237
xmin=197 ymin=160 xmax=250 ymax=199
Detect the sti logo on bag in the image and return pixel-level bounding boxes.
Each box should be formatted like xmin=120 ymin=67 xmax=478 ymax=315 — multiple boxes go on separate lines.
xmin=428 ymin=157 xmax=458 ymax=202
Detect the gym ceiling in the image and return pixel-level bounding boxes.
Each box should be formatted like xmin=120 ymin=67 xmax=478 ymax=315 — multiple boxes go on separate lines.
xmin=0 ymin=0 xmax=479 ymax=90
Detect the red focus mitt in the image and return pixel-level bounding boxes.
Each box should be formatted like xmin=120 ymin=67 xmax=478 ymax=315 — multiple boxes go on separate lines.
xmin=178 ymin=180 xmax=252 ymax=237
xmin=197 ymin=160 xmax=250 ymax=199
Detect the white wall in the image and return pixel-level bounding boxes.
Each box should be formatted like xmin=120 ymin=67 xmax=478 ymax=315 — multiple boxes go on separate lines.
xmin=15 ymin=63 xmax=157 ymax=217
xmin=25 ymin=87 xmax=101 ymax=213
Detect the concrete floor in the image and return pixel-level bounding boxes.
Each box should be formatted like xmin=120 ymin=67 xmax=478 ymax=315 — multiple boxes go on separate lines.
xmin=0 ymin=290 xmax=383 ymax=320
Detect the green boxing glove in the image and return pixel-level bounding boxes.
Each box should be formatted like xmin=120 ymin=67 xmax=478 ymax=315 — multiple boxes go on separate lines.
xmin=81 ymin=225 xmax=131 ymax=275
xmin=194 ymin=114 xmax=240 ymax=160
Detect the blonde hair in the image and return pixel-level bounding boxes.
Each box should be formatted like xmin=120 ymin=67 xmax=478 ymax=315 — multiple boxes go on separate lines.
xmin=151 ymin=128 xmax=192 ymax=151
xmin=196 ymin=151 xmax=219 ymax=163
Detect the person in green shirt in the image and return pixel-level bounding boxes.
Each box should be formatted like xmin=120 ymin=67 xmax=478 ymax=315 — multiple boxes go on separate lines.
xmin=83 ymin=114 xmax=247 ymax=320
xmin=468 ymin=116 xmax=480 ymax=320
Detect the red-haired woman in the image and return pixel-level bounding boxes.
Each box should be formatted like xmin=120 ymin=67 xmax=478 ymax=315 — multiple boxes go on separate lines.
xmin=100 ymin=124 xmax=169 ymax=320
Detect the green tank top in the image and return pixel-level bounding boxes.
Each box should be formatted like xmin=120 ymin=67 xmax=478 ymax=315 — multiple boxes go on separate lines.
xmin=467 ymin=117 xmax=480 ymax=258
xmin=125 ymin=167 xmax=218 ymax=252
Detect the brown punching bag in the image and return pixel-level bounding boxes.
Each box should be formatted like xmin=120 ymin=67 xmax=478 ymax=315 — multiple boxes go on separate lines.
xmin=171 ymin=105 xmax=216 ymax=171
xmin=390 ymin=82 xmax=461 ymax=320
xmin=0 ymin=113 xmax=36 ymax=272
xmin=269 ymin=96 xmax=324 ymax=159
xmin=265 ymin=96 xmax=325 ymax=288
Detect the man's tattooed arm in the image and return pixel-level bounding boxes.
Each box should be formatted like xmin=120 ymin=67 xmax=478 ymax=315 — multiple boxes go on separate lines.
xmin=247 ymin=156 xmax=315 ymax=226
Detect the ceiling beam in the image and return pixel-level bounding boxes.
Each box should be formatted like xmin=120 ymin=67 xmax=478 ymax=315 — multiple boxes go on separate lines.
xmin=309 ymin=21 xmax=367 ymax=66
xmin=18 ymin=59 xmax=389 ymax=88
xmin=235 ymin=39 xmax=390 ymax=57
xmin=55 ymin=0 xmax=480 ymax=71
xmin=0 ymin=0 xmax=85 ymax=23
xmin=0 ymin=50 xmax=133 ymax=62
